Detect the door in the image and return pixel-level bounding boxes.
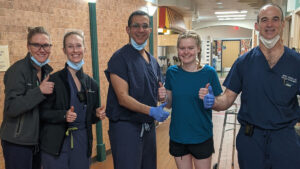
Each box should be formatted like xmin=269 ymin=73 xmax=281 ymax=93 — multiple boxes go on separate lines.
xmin=221 ymin=40 xmax=240 ymax=71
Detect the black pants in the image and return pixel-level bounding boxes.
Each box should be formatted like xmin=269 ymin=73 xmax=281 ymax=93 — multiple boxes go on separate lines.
xmin=1 ymin=140 xmax=41 ymax=169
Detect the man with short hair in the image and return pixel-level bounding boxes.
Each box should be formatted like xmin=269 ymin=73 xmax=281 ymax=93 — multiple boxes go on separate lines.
xmin=105 ymin=10 xmax=169 ymax=169
xmin=199 ymin=3 xmax=300 ymax=169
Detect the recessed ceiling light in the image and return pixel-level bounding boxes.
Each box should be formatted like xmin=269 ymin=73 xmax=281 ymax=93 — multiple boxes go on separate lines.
xmin=216 ymin=15 xmax=246 ymax=17
xmin=215 ymin=10 xmax=248 ymax=15
xmin=218 ymin=17 xmax=246 ymax=20
xmin=217 ymin=2 xmax=223 ymax=5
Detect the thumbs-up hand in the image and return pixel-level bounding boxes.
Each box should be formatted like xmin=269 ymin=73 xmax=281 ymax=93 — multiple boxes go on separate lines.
xmin=200 ymin=83 xmax=215 ymax=109
xmin=96 ymin=106 xmax=106 ymax=120
xmin=158 ymin=82 xmax=167 ymax=102
xmin=149 ymin=102 xmax=170 ymax=122
xmin=199 ymin=83 xmax=210 ymax=100
xmin=39 ymin=75 xmax=54 ymax=94
xmin=66 ymin=106 xmax=77 ymax=123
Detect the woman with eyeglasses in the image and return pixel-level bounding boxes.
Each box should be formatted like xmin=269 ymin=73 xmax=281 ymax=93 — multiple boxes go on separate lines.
xmin=0 ymin=26 xmax=54 ymax=169
xmin=39 ymin=31 xmax=106 ymax=169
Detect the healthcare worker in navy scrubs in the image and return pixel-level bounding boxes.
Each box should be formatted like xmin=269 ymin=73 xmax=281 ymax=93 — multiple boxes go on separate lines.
xmin=105 ymin=10 xmax=169 ymax=169
xmin=39 ymin=31 xmax=106 ymax=169
xmin=199 ymin=3 xmax=300 ymax=169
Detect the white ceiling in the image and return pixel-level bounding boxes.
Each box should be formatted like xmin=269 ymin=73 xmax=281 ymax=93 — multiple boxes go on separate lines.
xmin=158 ymin=0 xmax=274 ymax=22
xmin=193 ymin=0 xmax=271 ymax=21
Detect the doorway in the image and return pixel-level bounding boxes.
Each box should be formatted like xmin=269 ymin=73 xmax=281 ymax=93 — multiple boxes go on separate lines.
xmin=221 ymin=40 xmax=241 ymax=71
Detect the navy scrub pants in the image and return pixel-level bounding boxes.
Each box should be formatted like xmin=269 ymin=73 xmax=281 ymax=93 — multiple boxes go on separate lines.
xmin=1 ymin=140 xmax=41 ymax=169
xmin=108 ymin=120 xmax=157 ymax=169
xmin=236 ymin=125 xmax=300 ymax=169
xmin=41 ymin=129 xmax=90 ymax=169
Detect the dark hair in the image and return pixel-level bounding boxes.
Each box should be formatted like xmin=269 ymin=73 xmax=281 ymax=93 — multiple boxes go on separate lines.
xmin=257 ymin=3 xmax=284 ymax=23
xmin=63 ymin=31 xmax=85 ymax=48
xmin=27 ymin=26 xmax=50 ymax=45
xmin=177 ymin=30 xmax=202 ymax=68
xmin=128 ymin=10 xmax=150 ymax=27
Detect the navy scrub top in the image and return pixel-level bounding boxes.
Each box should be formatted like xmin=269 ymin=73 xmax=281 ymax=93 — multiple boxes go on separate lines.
xmin=105 ymin=44 xmax=162 ymax=123
xmin=67 ymin=70 xmax=87 ymax=129
xmin=224 ymin=46 xmax=300 ymax=129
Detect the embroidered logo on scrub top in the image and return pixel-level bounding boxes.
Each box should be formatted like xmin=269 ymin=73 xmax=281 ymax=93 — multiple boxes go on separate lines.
xmin=281 ymin=74 xmax=297 ymax=87
xmin=87 ymin=89 xmax=95 ymax=93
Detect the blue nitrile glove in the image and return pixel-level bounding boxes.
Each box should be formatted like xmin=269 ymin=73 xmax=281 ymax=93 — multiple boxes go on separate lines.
xmin=149 ymin=102 xmax=169 ymax=122
xmin=204 ymin=86 xmax=215 ymax=109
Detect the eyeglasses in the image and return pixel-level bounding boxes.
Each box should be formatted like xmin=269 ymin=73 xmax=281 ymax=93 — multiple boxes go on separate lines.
xmin=29 ymin=43 xmax=52 ymax=52
xmin=130 ymin=23 xmax=150 ymax=30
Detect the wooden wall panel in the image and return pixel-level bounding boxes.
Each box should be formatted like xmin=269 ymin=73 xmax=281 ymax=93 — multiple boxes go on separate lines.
xmin=283 ymin=17 xmax=291 ymax=47
xmin=296 ymin=12 xmax=300 ymax=49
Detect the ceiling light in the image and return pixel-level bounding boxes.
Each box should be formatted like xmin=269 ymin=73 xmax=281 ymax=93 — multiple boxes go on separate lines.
xmin=144 ymin=0 xmax=157 ymax=4
xmin=147 ymin=4 xmax=157 ymax=16
xmin=218 ymin=17 xmax=246 ymax=21
xmin=140 ymin=3 xmax=157 ymax=16
xmin=217 ymin=15 xmax=246 ymax=18
xmin=215 ymin=11 xmax=239 ymax=14
xmin=215 ymin=10 xmax=248 ymax=15
xmin=217 ymin=2 xmax=223 ymax=5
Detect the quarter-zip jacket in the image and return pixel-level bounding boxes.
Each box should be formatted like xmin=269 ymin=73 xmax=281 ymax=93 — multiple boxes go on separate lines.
xmin=39 ymin=64 xmax=100 ymax=157
xmin=0 ymin=53 xmax=53 ymax=145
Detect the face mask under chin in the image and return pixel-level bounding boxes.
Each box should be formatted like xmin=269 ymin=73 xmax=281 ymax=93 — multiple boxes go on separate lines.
xmin=130 ymin=38 xmax=147 ymax=51
xmin=259 ymin=34 xmax=280 ymax=49
xmin=30 ymin=55 xmax=50 ymax=67
xmin=67 ymin=59 xmax=84 ymax=71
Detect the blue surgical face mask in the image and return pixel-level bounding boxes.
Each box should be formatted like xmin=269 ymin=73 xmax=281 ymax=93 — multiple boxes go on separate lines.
xmin=30 ymin=56 xmax=50 ymax=67
xmin=67 ymin=59 xmax=84 ymax=71
xmin=130 ymin=38 xmax=147 ymax=51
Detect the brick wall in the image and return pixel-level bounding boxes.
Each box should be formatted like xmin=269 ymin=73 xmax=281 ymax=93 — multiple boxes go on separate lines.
xmin=0 ymin=0 xmax=157 ymax=168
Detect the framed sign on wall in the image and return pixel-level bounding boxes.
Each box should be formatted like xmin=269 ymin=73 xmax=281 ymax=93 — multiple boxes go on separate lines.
xmin=0 ymin=45 xmax=10 ymax=71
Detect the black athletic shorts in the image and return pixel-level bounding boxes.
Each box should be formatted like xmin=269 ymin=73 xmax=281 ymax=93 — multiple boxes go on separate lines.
xmin=169 ymin=137 xmax=214 ymax=159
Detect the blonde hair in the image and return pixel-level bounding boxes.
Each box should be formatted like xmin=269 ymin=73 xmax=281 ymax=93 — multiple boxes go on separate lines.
xmin=177 ymin=30 xmax=202 ymax=68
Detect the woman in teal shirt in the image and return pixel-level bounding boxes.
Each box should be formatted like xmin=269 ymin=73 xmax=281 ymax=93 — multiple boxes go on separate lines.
xmin=164 ymin=30 xmax=222 ymax=169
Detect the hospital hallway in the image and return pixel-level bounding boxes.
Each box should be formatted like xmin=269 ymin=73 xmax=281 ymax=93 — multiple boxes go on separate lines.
xmin=91 ymin=98 xmax=242 ymax=169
